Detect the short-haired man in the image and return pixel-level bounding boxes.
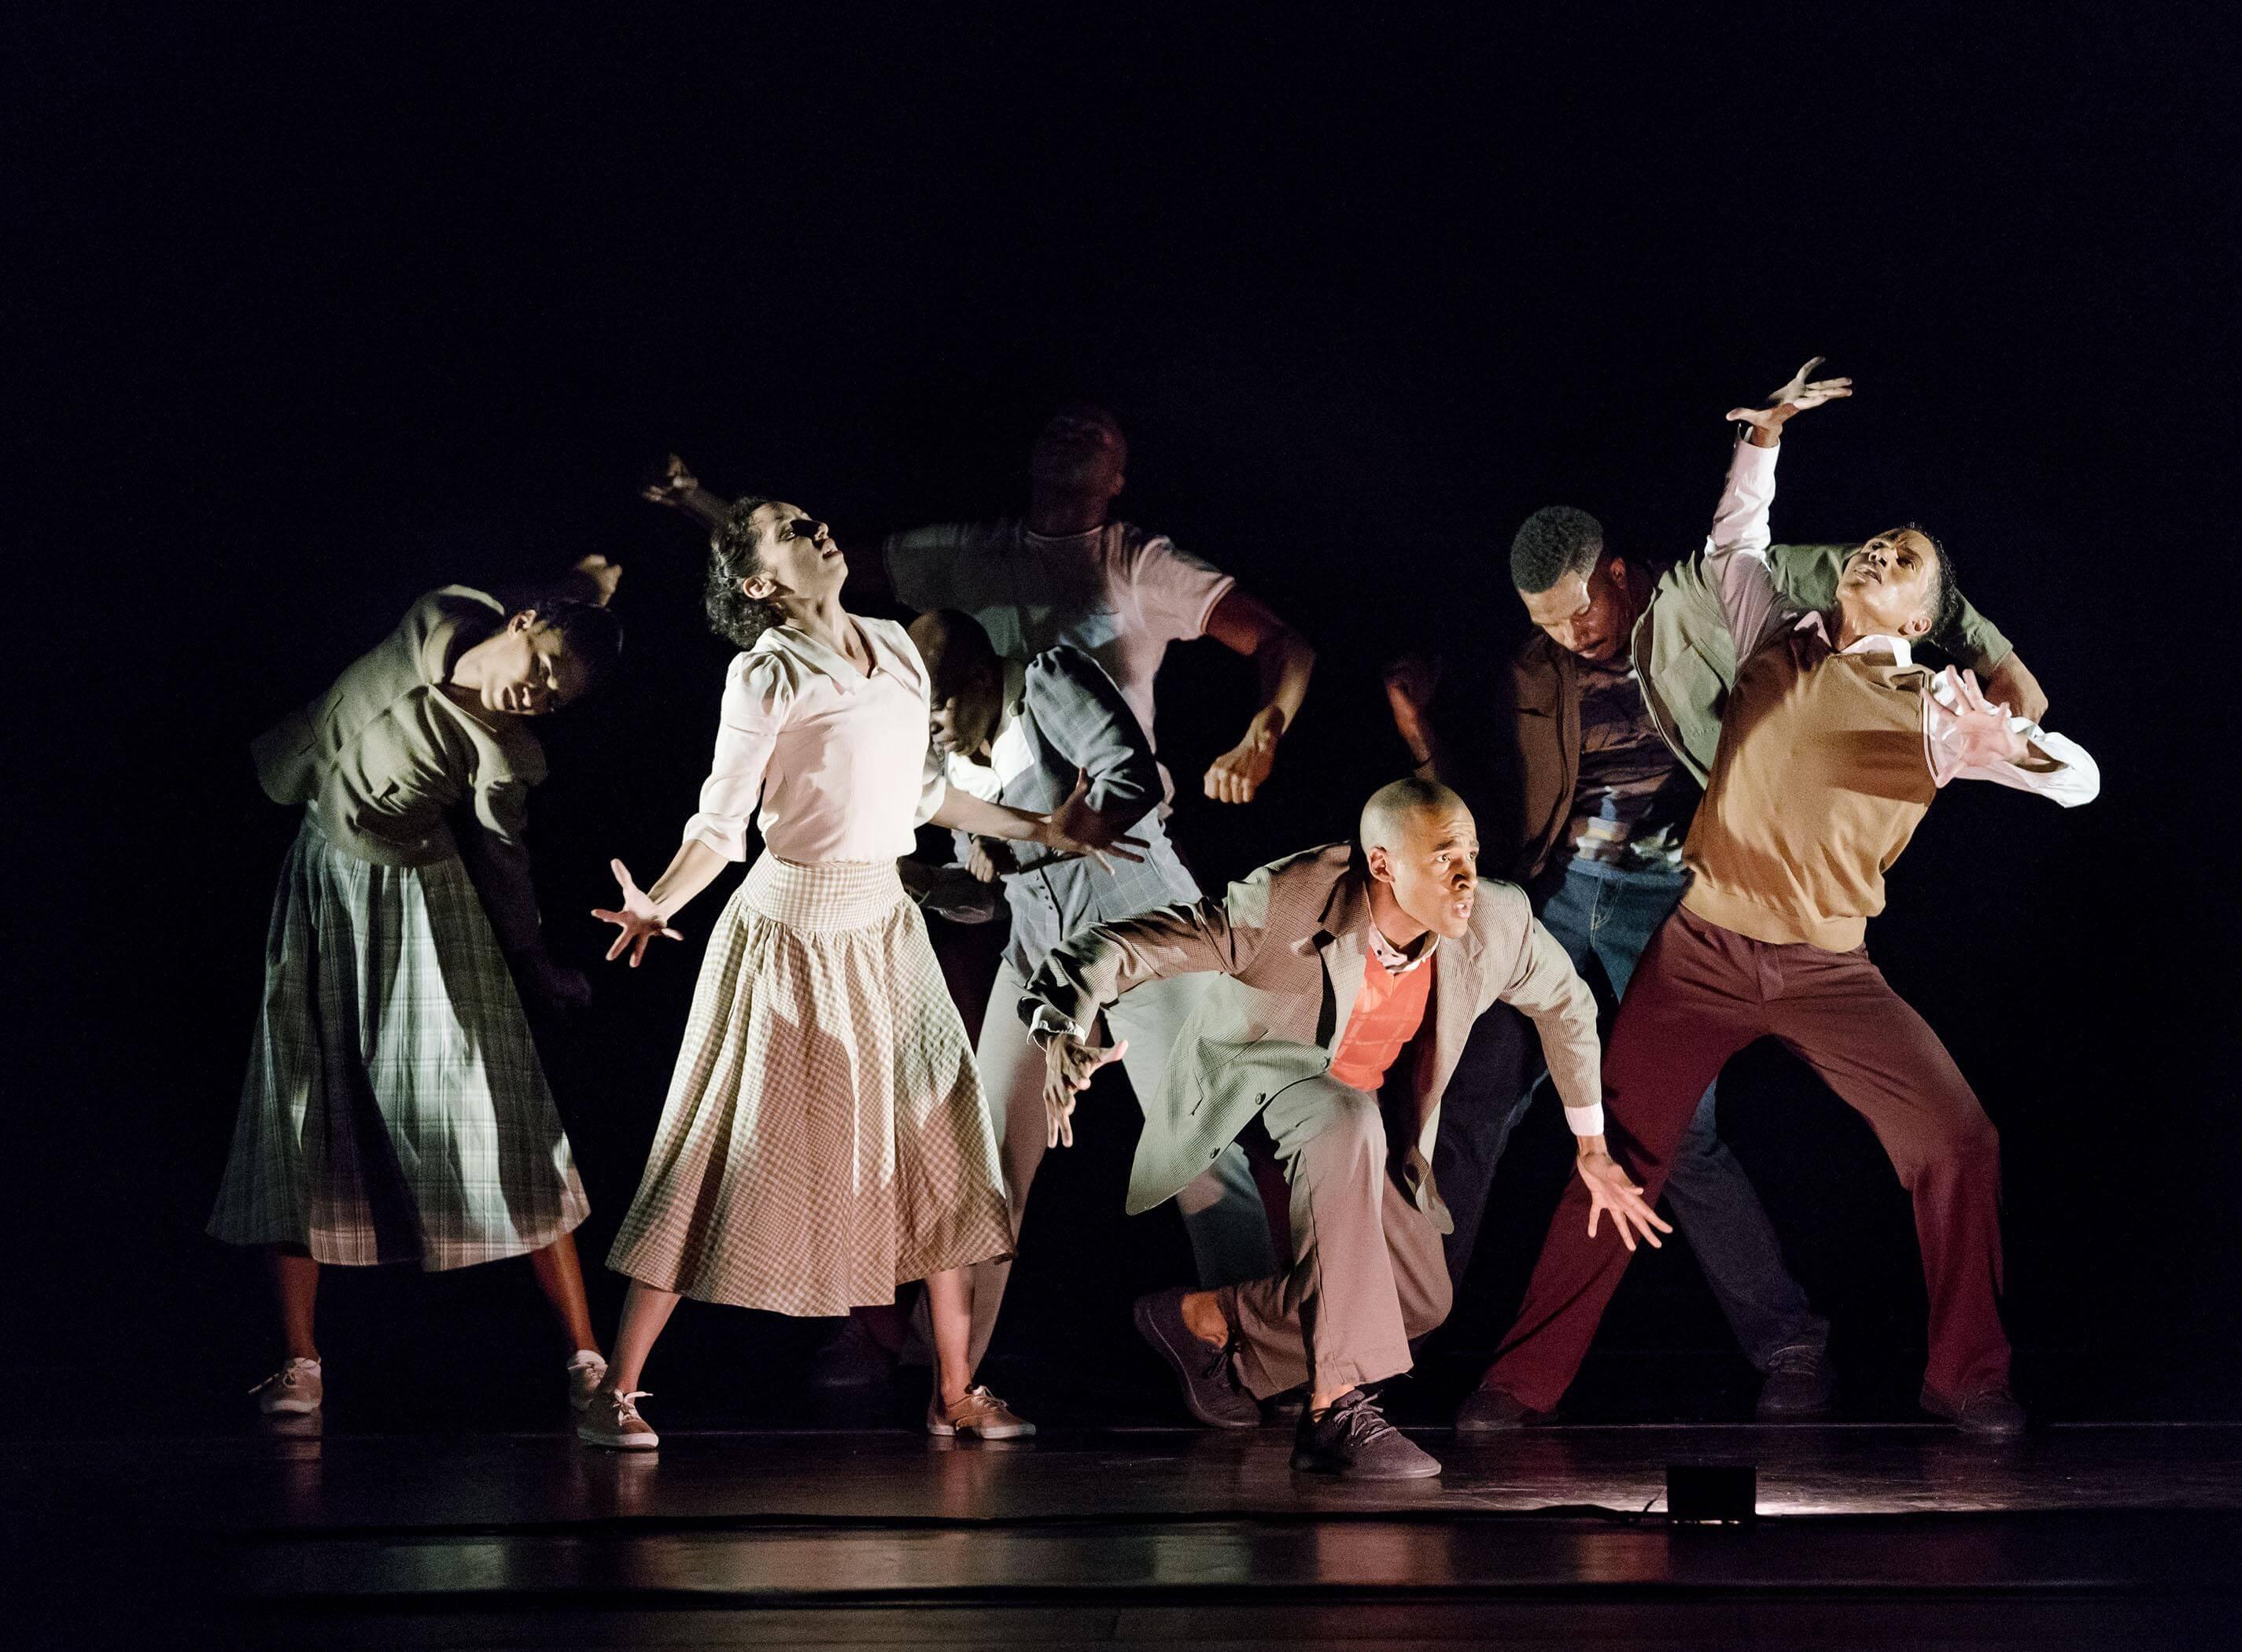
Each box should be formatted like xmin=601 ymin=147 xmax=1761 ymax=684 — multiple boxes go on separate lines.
xmin=904 ymin=610 xmax=1276 ymax=1375
xmin=1022 ymin=778 xmax=1615 ymax=1478
xmin=1388 ymin=361 xmax=2043 ymax=1418
xmin=1455 ymin=374 xmax=2097 ymax=1438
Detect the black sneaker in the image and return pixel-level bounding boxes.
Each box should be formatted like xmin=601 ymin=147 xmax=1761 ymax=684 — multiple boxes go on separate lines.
xmin=1921 ymin=1381 xmax=2026 ymax=1438
xmin=1132 ymin=1288 xmax=1260 ymax=1429
xmin=1756 ymin=1344 xmax=1836 ymax=1419
xmin=1292 ymin=1389 xmax=1442 ymax=1480
xmin=1453 ymin=1382 xmax=1543 ymax=1433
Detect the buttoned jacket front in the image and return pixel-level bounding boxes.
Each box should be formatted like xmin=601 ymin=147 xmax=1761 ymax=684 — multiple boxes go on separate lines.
xmin=1022 ymin=843 xmax=1601 ymax=1229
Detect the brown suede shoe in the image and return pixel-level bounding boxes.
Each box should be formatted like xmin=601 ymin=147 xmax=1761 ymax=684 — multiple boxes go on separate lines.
xmin=927 ymin=1385 xmax=1037 ymax=1440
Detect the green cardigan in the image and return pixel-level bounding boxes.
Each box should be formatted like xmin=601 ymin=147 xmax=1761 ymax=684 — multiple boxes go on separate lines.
xmin=1503 ymin=545 xmax=2014 ymax=883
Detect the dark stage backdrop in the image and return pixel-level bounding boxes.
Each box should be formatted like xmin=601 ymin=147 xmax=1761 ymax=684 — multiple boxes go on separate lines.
xmin=9 ymin=7 xmax=2238 ymax=1424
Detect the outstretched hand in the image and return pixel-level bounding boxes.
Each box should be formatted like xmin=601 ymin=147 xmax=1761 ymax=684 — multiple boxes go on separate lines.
xmin=590 ymin=857 xmax=684 ymax=968
xmin=1040 ymin=769 xmax=1149 ymax=866
xmin=1726 ymin=356 xmax=1853 ymax=437
xmin=1940 ymin=667 xmax=2031 ymax=768
xmin=1044 ymin=1034 xmax=1128 ymax=1149
xmin=640 ymin=453 xmax=700 ymax=506
xmin=1577 ymin=1147 xmax=1672 ymax=1253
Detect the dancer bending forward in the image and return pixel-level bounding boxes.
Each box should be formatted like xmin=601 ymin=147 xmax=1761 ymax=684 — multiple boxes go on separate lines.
xmin=212 ymin=584 xmax=624 ymax=1417
xmin=581 ymin=500 xmax=1134 ymax=1450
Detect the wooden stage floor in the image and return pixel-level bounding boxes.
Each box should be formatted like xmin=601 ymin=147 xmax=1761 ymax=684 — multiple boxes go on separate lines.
xmin=10 ymin=1422 xmax=2242 ymax=1648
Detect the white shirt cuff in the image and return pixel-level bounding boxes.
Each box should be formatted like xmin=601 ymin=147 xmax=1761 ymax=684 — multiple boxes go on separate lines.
xmin=1027 ymin=1005 xmax=1086 ymax=1049
xmin=1562 ymin=1101 xmax=1606 ymax=1138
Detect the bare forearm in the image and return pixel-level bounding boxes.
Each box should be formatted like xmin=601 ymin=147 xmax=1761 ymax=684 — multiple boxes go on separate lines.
xmin=646 ymin=839 xmax=731 ymax=920
xmin=929 ymin=790 xmax=1046 ymax=843
xmin=1249 ymin=627 xmax=1315 ymax=739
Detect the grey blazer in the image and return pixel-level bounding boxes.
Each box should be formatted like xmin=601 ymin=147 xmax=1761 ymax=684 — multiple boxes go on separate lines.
xmin=1022 ymin=843 xmax=1602 ymax=1229
xmin=931 ymin=647 xmax=1200 ymax=976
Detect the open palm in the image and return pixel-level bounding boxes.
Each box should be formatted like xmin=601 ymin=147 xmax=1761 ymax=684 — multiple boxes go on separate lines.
xmin=1726 ymin=356 xmax=1853 ymax=433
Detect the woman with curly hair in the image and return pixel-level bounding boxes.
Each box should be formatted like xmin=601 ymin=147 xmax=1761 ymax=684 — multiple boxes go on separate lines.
xmin=579 ymin=499 xmax=1134 ymax=1449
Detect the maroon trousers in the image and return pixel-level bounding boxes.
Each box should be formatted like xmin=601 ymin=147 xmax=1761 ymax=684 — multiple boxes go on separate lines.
xmin=1486 ymin=905 xmax=2008 ymax=1410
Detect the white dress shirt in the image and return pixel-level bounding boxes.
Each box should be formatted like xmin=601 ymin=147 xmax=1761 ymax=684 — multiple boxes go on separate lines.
xmin=683 ymin=617 xmax=947 ymax=865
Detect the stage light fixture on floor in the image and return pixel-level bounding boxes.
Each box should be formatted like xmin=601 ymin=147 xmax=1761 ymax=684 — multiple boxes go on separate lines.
xmin=1666 ymin=1464 xmax=1757 ymax=1525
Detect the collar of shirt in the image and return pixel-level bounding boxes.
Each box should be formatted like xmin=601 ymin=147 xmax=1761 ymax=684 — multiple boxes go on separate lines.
xmin=1796 ymin=610 xmax=1913 ymax=667
xmin=1366 ymin=922 xmax=1440 ymax=976
xmin=760 ymin=617 xmax=913 ymax=695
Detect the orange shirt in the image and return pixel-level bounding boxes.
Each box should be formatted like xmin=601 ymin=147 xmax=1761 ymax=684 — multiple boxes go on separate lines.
xmin=1329 ymin=950 xmax=1435 ymax=1093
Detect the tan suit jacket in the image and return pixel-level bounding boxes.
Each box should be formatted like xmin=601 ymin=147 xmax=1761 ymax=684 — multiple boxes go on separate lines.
xmin=1021 ymin=843 xmax=1602 ymax=1230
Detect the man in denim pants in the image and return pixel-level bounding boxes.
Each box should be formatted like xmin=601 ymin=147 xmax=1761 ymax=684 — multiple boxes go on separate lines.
xmin=1386 ymin=361 xmax=2044 ymax=1420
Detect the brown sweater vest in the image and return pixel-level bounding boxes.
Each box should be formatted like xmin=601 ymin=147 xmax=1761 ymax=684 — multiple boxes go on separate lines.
xmin=1682 ymin=632 xmax=1937 ymax=951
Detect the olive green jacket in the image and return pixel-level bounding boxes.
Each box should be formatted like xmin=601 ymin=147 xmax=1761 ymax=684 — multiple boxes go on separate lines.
xmin=251 ymin=587 xmax=548 ymax=952
xmin=1504 ymin=544 xmax=2014 ymax=883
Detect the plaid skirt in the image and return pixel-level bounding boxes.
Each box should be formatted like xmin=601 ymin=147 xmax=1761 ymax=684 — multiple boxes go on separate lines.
xmin=607 ymin=856 xmax=1012 ymax=1315
xmin=208 ymin=820 xmax=589 ymax=1270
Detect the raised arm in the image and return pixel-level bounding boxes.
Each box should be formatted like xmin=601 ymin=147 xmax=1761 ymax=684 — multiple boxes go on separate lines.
xmin=1201 ymin=588 xmax=1317 ymax=805
xmin=641 ymin=455 xmax=734 ymax=545
xmin=1705 ymin=357 xmax=1853 ymax=653
xmin=641 ymin=454 xmax=891 ymax=601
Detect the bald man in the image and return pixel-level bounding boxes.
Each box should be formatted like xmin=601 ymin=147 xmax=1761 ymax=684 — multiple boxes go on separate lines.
xmin=1020 ymin=780 xmax=1620 ymax=1479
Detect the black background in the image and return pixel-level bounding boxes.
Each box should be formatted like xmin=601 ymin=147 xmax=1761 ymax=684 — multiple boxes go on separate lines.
xmin=9 ymin=6 xmax=2238 ymax=1427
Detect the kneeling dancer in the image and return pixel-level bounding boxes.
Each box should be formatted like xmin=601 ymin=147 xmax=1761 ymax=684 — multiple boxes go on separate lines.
xmin=1024 ymin=778 xmax=1606 ymax=1479
xmin=212 ymin=584 xmax=624 ymax=1416
xmin=1461 ymin=376 xmax=2098 ymax=1439
xmin=582 ymin=500 xmax=1131 ymax=1449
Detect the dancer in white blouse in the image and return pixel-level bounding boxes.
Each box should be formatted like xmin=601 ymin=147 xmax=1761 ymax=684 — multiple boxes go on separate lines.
xmin=579 ymin=500 xmax=1136 ymax=1450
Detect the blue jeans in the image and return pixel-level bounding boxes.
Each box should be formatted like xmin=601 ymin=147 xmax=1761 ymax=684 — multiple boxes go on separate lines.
xmin=1435 ymin=861 xmax=1828 ymax=1370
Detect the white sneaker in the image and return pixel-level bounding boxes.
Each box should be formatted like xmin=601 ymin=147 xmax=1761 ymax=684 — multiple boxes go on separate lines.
xmin=251 ymin=1358 xmax=323 ymax=1415
xmin=566 ymin=1351 xmax=608 ymax=1413
xmin=577 ymin=1388 xmax=658 ymax=1451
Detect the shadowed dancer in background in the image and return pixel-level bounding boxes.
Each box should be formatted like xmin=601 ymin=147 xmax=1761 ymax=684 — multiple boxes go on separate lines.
xmin=212 ymin=582 xmax=625 ymax=1419
xmin=645 ymin=402 xmax=1316 ymax=809
xmin=580 ymin=500 xmax=1140 ymax=1451
xmin=1457 ymin=368 xmax=2096 ymax=1440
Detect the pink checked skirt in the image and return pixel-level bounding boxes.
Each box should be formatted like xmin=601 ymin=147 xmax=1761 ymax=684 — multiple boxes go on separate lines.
xmin=607 ymin=856 xmax=1012 ymax=1314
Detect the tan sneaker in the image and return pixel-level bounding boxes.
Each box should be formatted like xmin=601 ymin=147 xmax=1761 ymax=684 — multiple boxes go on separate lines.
xmin=577 ymin=1388 xmax=659 ymax=1451
xmin=927 ymin=1385 xmax=1036 ymax=1440
xmin=250 ymin=1358 xmax=323 ymax=1415
xmin=566 ymin=1351 xmax=608 ymax=1414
